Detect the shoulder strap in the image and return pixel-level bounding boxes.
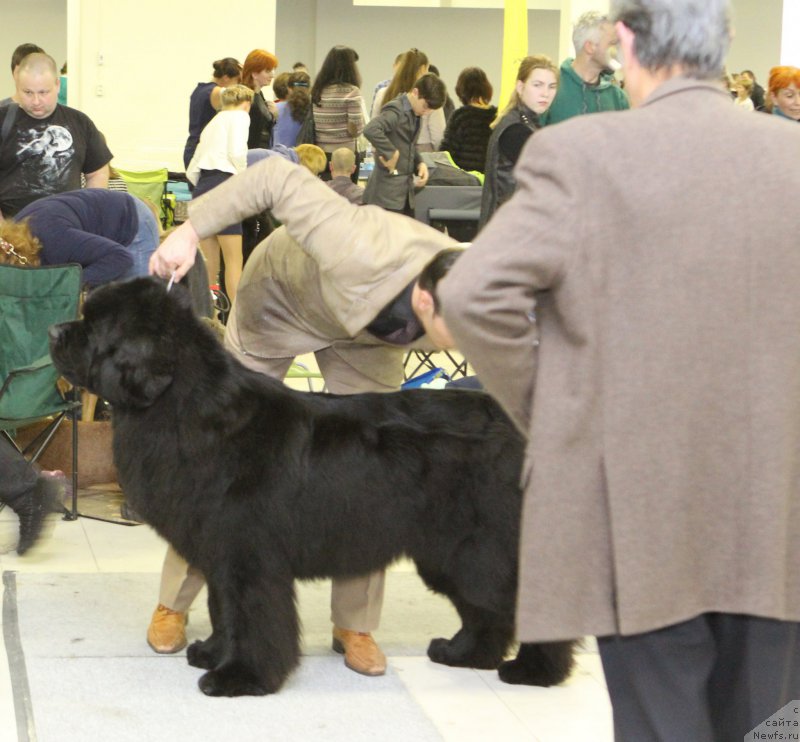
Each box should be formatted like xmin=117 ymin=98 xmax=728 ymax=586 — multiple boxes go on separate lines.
xmin=1 ymin=102 xmax=18 ymax=144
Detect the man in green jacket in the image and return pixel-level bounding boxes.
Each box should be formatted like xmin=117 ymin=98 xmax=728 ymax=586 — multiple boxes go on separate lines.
xmin=545 ymin=11 xmax=629 ymax=124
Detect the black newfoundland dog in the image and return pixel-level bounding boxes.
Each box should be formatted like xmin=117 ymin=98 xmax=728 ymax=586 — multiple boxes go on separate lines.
xmin=49 ymin=277 xmax=576 ymax=697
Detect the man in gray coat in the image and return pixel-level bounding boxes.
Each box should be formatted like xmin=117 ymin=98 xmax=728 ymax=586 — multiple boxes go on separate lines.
xmin=149 ymin=155 xmax=460 ymax=677
xmin=440 ymin=0 xmax=800 ymax=739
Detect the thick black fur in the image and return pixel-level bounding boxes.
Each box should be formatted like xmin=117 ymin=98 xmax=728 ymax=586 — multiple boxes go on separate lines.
xmin=49 ymin=277 xmax=576 ymax=697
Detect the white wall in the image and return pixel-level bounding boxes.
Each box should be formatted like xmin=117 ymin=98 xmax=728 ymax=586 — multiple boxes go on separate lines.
xmin=782 ymin=0 xmax=799 ymax=65
xmin=727 ymin=0 xmax=784 ymax=84
xmin=276 ymin=0 xmax=559 ymax=108
xmin=0 ymin=0 xmax=67 ymax=100
xmin=69 ymin=0 xmax=277 ymax=171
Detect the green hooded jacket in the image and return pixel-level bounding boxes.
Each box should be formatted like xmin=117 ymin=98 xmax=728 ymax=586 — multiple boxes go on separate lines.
xmin=545 ymin=58 xmax=629 ymax=125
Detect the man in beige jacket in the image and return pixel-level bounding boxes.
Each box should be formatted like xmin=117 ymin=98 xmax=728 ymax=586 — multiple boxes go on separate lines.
xmin=440 ymin=0 xmax=800 ymax=738
xmin=149 ymin=155 xmax=460 ymax=676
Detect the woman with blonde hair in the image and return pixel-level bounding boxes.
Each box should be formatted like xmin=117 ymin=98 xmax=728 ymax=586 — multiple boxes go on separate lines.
xmin=733 ymin=75 xmax=754 ymax=111
xmin=479 ymin=55 xmax=559 ymax=229
xmin=187 ymin=84 xmax=255 ymax=303
xmin=242 ymin=49 xmax=279 ymax=149
xmin=371 ymin=48 xmax=429 ymax=118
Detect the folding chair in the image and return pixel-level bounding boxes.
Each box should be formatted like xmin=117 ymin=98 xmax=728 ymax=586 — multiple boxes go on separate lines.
xmin=285 ymin=362 xmax=326 ymax=392
xmin=115 ymin=167 xmax=169 ymax=225
xmin=0 ymin=263 xmax=82 ymax=520
xmin=403 ymin=349 xmax=470 ymax=381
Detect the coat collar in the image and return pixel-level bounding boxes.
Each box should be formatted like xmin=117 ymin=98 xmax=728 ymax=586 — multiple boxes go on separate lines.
xmin=641 ymin=76 xmax=731 ymax=108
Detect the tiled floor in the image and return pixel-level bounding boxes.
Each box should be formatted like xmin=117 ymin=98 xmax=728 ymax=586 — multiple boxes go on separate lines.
xmin=0 ymin=505 xmax=613 ymax=742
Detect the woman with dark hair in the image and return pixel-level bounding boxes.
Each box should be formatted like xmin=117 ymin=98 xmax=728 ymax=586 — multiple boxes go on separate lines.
xmin=274 ymin=70 xmax=311 ymax=147
xmin=440 ymin=67 xmax=497 ymax=172
xmin=310 ymin=46 xmax=365 ymax=182
xmin=183 ymin=57 xmax=241 ymax=168
xmin=242 ymin=49 xmax=279 ymax=149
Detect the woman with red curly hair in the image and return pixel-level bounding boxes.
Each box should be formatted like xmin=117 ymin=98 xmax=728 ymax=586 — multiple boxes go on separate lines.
xmin=767 ymin=65 xmax=800 ymax=121
xmin=0 ymin=219 xmax=41 ymax=266
xmin=242 ymin=49 xmax=279 ymax=149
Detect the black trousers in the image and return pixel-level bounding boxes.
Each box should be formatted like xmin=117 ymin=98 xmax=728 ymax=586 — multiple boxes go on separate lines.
xmin=598 ymin=613 xmax=800 ymax=741
xmin=0 ymin=435 xmax=37 ymax=503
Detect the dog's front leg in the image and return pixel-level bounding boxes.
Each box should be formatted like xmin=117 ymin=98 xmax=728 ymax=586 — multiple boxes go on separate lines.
xmin=196 ymin=564 xmax=301 ymax=697
xmin=187 ymin=582 xmax=225 ymax=670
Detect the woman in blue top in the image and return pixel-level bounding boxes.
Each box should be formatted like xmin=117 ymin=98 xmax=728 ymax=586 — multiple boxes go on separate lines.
xmin=273 ymin=71 xmax=311 ymax=147
xmin=5 ymin=190 xmax=160 ymax=288
xmin=182 ymin=57 xmax=241 ymax=168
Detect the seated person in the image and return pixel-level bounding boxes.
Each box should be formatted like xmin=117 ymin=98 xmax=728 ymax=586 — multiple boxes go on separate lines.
xmin=2 ymin=190 xmax=160 ymax=289
xmin=0 ymin=230 xmax=66 ymax=554
xmin=325 ymin=148 xmax=364 ymax=204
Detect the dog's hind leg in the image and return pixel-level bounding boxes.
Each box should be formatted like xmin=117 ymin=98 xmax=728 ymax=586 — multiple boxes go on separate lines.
xmin=427 ymin=597 xmax=514 ymax=670
xmin=196 ymin=568 xmax=301 ymax=697
xmin=498 ymin=641 xmax=577 ymax=687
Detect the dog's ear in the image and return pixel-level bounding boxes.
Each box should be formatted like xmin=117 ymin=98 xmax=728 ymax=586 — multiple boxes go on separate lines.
xmin=90 ymin=337 xmax=174 ymax=409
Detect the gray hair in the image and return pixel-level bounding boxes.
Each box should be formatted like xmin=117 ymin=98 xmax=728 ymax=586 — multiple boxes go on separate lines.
xmin=610 ymin=0 xmax=732 ymax=79
xmin=572 ymin=11 xmax=610 ymax=54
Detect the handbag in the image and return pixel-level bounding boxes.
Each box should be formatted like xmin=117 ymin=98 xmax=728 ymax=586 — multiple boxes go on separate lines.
xmin=296 ymin=108 xmax=316 ymax=145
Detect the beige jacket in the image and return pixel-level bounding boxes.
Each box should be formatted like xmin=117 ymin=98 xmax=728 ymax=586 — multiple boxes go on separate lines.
xmin=441 ymin=77 xmax=800 ymax=641
xmin=189 ymin=156 xmax=456 ymax=363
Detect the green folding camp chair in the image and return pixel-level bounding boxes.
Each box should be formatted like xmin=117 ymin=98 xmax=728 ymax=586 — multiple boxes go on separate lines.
xmin=0 ymin=263 xmax=83 ymax=520
xmin=115 ymin=167 xmax=169 ymax=225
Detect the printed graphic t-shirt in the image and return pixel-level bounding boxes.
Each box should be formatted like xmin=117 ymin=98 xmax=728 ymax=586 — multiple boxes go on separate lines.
xmin=0 ymin=104 xmax=112 ymax=217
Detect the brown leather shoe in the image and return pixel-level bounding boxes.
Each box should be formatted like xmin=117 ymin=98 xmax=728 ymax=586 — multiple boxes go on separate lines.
xmin=147 ymin=604 xmax=187 ymax=653
xmin=332 ymin=627 xmax=386 ymax=676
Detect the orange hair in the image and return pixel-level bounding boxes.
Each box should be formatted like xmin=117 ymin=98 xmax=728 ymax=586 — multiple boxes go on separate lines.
xmin=0 ymin=219 xmax=41 ymax=266
xmin=767 ymin=66 xmax=800 ymax=98
xmin=242 ymin=49 xmax=279 ymax=89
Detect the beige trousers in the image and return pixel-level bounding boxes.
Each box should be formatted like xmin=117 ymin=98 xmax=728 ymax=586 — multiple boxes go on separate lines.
xmin=156 ymin=308 xmax=405 ymax=631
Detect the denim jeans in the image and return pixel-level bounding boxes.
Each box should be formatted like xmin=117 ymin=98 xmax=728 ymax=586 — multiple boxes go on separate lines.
xmin=119 ymin=196 xmax=160 ymax=280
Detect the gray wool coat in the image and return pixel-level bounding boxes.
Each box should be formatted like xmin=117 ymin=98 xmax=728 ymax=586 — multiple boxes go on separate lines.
xmin=440 ymin=77 xmax=800 ymax=642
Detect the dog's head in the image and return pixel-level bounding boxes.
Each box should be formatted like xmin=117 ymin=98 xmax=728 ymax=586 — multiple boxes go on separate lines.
xmin=49 ymin=277 xmax=196 ymax=409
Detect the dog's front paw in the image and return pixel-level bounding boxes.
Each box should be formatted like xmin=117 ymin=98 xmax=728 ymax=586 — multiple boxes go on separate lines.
xmin=426 ymin=637 xmax=453 ymax=665
xmin=427 ymin=636 xmax=501 ymax=669
xmin=187 ymin=639 xmax=218 ymax=670
xmin=198 ymin=664 xmax=273 ymax=697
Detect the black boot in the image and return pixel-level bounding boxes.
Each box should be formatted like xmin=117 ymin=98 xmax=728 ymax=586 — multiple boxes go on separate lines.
xmin=9 ymin=476 xmax=63 ymax=555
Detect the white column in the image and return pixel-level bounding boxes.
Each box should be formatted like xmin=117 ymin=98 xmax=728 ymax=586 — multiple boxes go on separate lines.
xmin=782 ymin=0 xmax=800 ymax=66
xmin=559 ymin=0 xmax=610 ymax=63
